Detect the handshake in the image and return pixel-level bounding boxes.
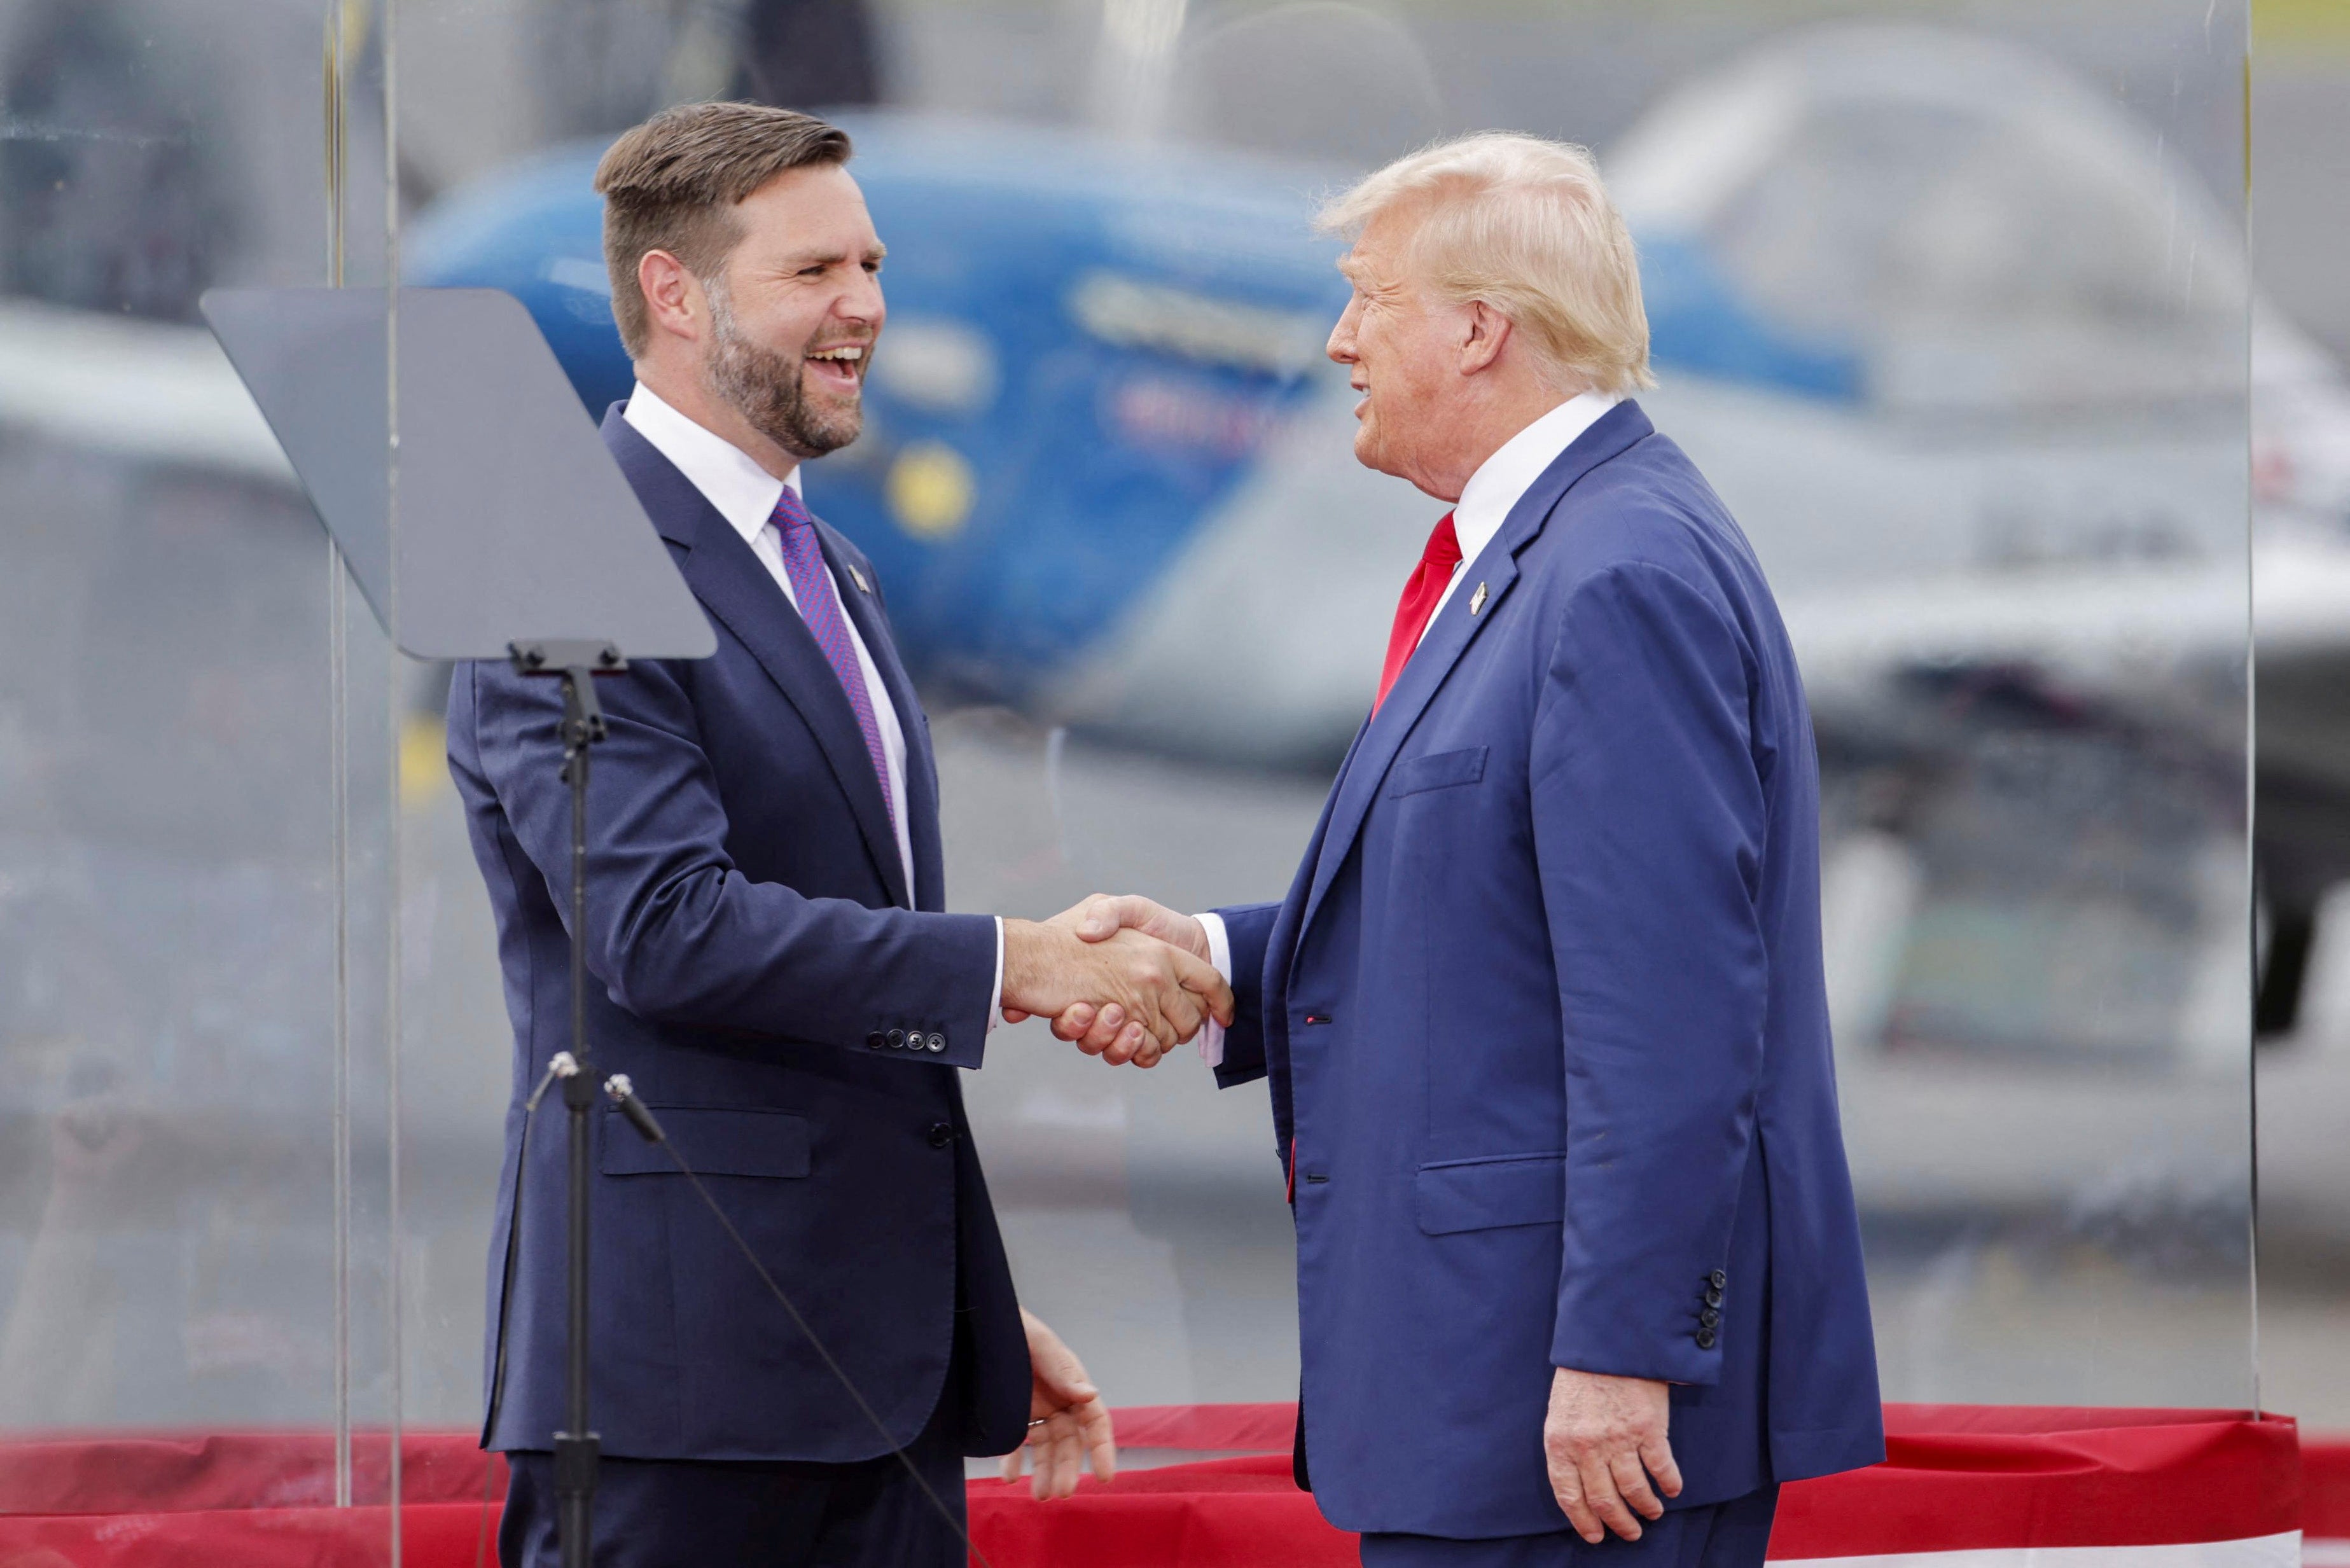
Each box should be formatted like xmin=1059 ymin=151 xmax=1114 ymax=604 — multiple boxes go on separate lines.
xmin=997 ymin=895 xmax=1225 ymax=1068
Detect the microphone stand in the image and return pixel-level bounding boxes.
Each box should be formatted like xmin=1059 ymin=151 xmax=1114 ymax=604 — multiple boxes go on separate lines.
xmin=510 ymin=638 xmax=625 ymax=1568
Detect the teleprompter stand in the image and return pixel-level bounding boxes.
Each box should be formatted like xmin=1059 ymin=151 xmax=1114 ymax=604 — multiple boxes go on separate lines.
xmin=515 ymin=638 xmax=626 ymax=1566
xmin=200 ymin=288 xmax=715 ymax=1568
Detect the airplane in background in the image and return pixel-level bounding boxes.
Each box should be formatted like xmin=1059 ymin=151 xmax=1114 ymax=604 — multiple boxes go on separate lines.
xmin=402 ymin=24 xmax=2350 ymax=1065
xmin=4 ymin=20 xmax=2345 ymax=1232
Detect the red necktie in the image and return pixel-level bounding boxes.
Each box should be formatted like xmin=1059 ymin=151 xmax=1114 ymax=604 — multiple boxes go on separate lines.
xmin=1373 ymin=512 xmax=1463 ymax=712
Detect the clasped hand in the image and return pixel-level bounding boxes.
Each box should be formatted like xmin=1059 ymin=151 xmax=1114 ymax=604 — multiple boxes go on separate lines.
xmin=998 ymin=894 xmax=1225 ymax=1067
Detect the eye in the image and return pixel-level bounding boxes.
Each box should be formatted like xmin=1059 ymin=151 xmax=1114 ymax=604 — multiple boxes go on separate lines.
xmin=798 ymin=264 xmax=826 ymax=279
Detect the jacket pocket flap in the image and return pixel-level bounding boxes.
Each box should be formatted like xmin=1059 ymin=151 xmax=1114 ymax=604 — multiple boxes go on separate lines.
xmin=602 ymin=1106 xmax=810 ymax=1179
xmin=1416 ymin=1153 xmax=1565 ymax=1235
xmin=1387 ymin=746 xmax=1489 ymax=798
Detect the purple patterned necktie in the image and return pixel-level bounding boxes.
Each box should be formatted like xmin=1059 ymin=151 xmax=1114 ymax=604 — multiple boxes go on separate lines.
xmin=769 ymin=485 xmax=894 ymax=829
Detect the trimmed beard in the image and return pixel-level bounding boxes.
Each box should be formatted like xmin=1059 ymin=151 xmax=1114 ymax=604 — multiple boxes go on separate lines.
xmin=704 ymin=279 xmax=865 ymax=459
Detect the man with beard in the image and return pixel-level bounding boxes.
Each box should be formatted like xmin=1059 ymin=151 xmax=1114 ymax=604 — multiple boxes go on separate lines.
xmin=444 ymin=102 xmax=1232 ymax=1567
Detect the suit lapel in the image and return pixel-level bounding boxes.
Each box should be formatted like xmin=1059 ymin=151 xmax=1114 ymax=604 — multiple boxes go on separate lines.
xmin=601 ymin=410 xmax=913 ymax=911
xmin=1294 ymin=401 xmax=1655 ymax=942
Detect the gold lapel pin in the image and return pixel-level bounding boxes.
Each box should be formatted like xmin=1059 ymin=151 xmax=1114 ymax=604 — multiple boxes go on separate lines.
xmin=847 ymin=563 xmax=872 ymax=595
xmin=1470 ymin=581 xmax=1489 ymax=616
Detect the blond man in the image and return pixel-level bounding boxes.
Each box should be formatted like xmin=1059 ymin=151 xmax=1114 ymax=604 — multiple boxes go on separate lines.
xmin=1067 ymin=134 xmax=1883 ymax=1566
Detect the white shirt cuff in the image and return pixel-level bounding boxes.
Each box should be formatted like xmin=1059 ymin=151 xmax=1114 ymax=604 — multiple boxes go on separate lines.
xmin=987 ymin=916 xmax=1004 ymax=1034
xmin=1195 ymin=911 xmax=1231 ymax=1068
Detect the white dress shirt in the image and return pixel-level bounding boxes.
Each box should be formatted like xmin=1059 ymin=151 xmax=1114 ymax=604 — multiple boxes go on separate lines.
xmin=1191 ymin=390 xmax=1623 ymax=1065
xmin=625 ymin=382 xmax=1007 ymax=1025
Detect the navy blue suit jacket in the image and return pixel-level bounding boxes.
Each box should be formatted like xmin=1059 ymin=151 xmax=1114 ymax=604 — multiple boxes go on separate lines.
xmin=447 ymin=406 xmax=1030 ymax=1464
xmin=1213 ymin=403 xmax=1883 ymax=1537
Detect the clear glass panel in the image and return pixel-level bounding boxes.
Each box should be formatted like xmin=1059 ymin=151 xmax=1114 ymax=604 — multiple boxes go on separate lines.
xmin=2248 ymin=4 xmax=2350 ymax=1433
xmin=0 ymin=0 xmax=397 ymax=1538
xmin=382 ymin=4 xmax=2257 ymax=1525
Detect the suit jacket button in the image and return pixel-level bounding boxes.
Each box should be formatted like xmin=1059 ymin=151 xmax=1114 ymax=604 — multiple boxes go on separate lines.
xmin=1695 ymin=1329 xmax=1718 ymax=1350
xmin=866 ymin=1030 xmax=887 ymax=1051
xmin=926 ymin=1032 xmax=947 ymax=1053
xmin=1700 ymin=1307 xmax=1721 ymax=1329
xmin=1709 ymin=1269 xmax=1727 ymax=1291
xmin=886 ymin=1029 xmax=906 ymax=1050
xmin=1704 ymin=1286 xmax=1723 ymax=1308
xmin=927 ymin=1122 xmax=956 ymax=1149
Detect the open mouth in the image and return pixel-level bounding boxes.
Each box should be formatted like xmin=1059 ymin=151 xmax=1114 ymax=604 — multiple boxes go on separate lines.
xmin=805 ymin=343 xmax=867 ymax=394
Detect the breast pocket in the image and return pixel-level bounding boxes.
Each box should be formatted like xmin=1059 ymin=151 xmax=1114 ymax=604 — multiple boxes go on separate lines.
xmin=1387 ymin=746 xmax=1488 ymax=798
xmin=601 ymin=1106 xmax=811 ymax=1179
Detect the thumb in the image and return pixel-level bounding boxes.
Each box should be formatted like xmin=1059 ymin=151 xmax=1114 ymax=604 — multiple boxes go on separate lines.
xmin=1029 ymin=1329 xmax=1099 ymax=1403
xmin=1075 ymin=895 xmax=1127 ymax=942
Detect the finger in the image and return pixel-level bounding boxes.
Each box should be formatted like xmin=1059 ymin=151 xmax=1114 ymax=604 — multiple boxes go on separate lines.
xmin=1579 ymin=1451 xmax=1641 ymax=1541
xmin=1001 ymin=1007 xmax=1031 ymax=1025
xmin=1052 ymin=1002 xmax=1099 ymax=1043
xmin=1641 ymin=1431 xmax=1684 ymax=1500
xmin=1053 ymin=1413 xmax=1087 ymax=1497
xmin=1172 ymin=948 xmax=1236 ymax=1026
xmin=1164 ymin=987 xmax=1205 ymax=1043
xmin=1610 ymin=1447 xmax=1664 ymax=1522
xmin=1001 ymin=1444 xmax=1025 ymax=1483
xmin=1032 ymin=1434 xmax=1060 ymax=1501
xmin=1550 ymin=1453 xmax=1599 ymax=1544
xmin=1031 ymin=1424 xmax=1060 ymax=1500
xmin=1080 ymin=1008 xmax=1129 ymax=1055
xmin=1038 ymin=1410 xmax=1080 ymax=1499
xmin=1076 ymin=1398 xmax=1117 ymax=1483
xmin=1024 ymin=1422 xmax=1055 ymax=1500
xmin=1102 ymin=1021 xmax=1148 ymax=1066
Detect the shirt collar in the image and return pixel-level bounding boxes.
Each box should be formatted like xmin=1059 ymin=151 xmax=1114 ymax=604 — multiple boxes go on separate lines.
xmin=622 ymin=379 xmax=803 ymax=550
xmin=1449 ymin=389 xmax=1623 ymax=569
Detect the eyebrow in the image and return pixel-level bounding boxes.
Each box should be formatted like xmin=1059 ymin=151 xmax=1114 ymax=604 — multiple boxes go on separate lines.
xmin=781 ymin=241 xmax=889 ymax=270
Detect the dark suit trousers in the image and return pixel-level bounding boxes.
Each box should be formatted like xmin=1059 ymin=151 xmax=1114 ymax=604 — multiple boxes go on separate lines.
xmin=498 ymin=1386 xmax=970 ymax=1568
xmin=1359 ymin=1486 xmax=1778 ymax=1568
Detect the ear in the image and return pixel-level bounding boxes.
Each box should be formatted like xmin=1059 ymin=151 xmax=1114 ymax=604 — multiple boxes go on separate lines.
xmin=637 ymin=249 xmax=707 ymax=347
xmin=1459 ymin=299 xmax=1512 ymax=377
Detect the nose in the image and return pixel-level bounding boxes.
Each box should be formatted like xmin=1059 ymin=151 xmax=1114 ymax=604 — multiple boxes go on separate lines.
xmin=1327 ymin=296 xmax=1360 ymax=366
xmin=838 ymin=268 xmax=885 ymax=335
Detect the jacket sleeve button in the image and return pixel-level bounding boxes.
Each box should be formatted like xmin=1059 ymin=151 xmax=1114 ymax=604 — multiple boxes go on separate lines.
xmin=1709 ymin=1268 xmax=1728 ymax=1291
xmin=927 ymin=1122 xmax=956 ymax=1149
xmin=1695 ymin=1329 xmax=1718 ymax=1350
xmin=886 ymin=1029 xmax=906 ymax=1050
xmin=1700 ymin=1307 xmax=1721 ymax=1329
xmin=1704 ymin=1286 xmax=1723 ymax=1308
xmin=926 ymin=1032 xmax=947 ymax=1053
xmin=866 ymin=1030 xmax=887 ymax=1051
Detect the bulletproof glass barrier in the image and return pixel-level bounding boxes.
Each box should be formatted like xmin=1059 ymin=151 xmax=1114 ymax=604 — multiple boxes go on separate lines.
xmin=0 ymin=0 xmax=2288 ymax=1547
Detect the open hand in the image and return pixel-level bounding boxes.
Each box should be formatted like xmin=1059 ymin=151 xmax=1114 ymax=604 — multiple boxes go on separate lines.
xmin=1000 ymin=1309 xmax=1116 ymax=1499
xmin=1544 ymin=1366 xmax=1682 ymax=1543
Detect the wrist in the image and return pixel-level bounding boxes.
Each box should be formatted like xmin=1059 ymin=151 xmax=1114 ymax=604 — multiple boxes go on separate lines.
xmin=999 ymin=919 xmax=1064 ymax=1015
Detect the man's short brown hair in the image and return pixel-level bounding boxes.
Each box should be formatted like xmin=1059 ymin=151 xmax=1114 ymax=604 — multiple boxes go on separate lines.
xmin=593 ymin=101 xmax=853 ymax=356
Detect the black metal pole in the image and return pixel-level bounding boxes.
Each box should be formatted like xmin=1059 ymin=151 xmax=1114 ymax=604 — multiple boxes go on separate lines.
xmin=504 ymin=641 xmax=622 ymax=1568
xmin=554 ymin=668 xmax=601 ymax=1568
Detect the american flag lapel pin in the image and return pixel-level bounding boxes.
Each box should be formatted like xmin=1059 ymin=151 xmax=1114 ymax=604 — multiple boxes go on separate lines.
xmin=1470 ymin=581 xmax=1489 ymax=616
